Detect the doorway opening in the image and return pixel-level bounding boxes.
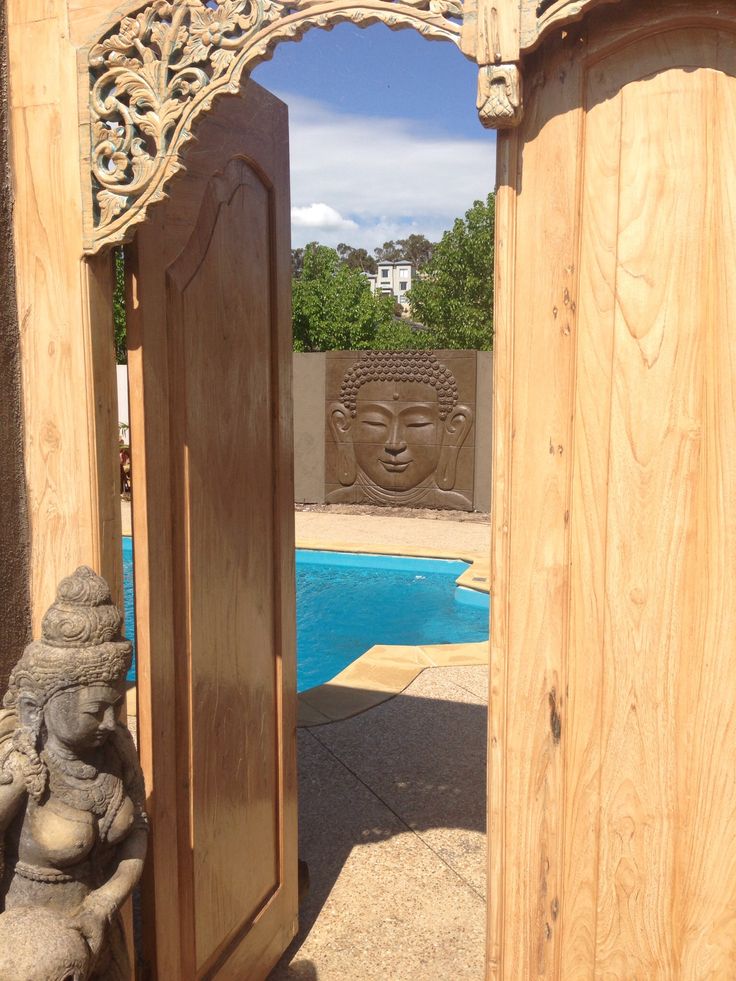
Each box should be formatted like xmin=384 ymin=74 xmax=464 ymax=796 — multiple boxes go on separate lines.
xmin=248 ymin=27 xmax=494 ymax=979
xmin=107 ymin=9 xmax=494 ymax=978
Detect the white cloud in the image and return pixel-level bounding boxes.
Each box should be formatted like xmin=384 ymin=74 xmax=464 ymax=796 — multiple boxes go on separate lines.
xmin=274 ymin=92 xmax=495 ymax=250
xmin=291 ymin=202 xmax=358 ymax=231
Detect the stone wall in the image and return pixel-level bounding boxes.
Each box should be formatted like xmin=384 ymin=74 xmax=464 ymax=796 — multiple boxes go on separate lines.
xmin=0 ymin=5 xmax=31 ymax=694
xmin=293 ymin=353 xmax=326 ymax=505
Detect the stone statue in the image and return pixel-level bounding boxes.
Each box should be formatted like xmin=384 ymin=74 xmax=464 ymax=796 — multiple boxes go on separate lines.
xmin=0 ymin=566 xmax=148 ymax=980
xmin=327 ymin=350 xmax=475 ymax=509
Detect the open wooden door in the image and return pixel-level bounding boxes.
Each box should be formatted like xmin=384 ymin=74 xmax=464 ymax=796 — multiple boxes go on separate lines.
xmin=126 ymin=81 xmax=297 ymax=980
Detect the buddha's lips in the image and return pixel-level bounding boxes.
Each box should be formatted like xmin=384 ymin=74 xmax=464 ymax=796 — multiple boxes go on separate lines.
xmin=380 ymin=460 xmax=411 ymax=473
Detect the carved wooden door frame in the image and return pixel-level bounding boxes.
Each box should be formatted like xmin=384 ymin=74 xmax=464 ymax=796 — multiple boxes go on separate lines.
xmin=82 ymin=0 xmax=468 ymax=253
xmin=78 ymin=0 xmax=623 ymax=254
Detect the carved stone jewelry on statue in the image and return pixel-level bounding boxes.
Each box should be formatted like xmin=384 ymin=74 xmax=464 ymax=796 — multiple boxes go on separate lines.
xmin=42 ymin=747 xmax=122 ymax=821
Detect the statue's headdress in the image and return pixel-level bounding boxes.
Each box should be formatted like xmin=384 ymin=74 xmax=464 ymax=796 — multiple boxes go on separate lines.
xmin=4 ymin=566 xmax=132 ymax=710
xmin=339 ymin=350 xmax=458 ymax=419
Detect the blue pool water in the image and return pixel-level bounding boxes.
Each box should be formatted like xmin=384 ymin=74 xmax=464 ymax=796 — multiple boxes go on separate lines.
xmin=122 ymin=536 xmax=136 ymax=682
xmin=121 ymin=540 xmax=490 ymax=691
xmin=296 ymin=550 xmax=489 ymax=691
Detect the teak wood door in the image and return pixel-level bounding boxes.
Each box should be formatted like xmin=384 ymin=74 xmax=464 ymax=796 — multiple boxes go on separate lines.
xmin=126 ymin=82 xmax=297 ymax=980
xmin=490 ymin=3 xmax=736 ymax=976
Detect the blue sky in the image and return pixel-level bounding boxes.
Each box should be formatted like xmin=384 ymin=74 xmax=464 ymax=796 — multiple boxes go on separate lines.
xmin=251 ymin=24 xmax=496 ymax=251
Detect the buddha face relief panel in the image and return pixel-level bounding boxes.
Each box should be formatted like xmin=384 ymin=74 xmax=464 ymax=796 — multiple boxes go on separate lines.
xmin=326 ymin=351 xmax=476 ymax=510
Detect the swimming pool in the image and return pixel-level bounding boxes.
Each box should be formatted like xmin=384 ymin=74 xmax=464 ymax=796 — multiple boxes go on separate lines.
xmin=296 ymin=550 xmax=488 ymax=691
xmin=122 ymin=539 xmax=489 ymax=691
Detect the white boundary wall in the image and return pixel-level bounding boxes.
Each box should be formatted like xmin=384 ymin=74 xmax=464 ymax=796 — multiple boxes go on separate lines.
xmin=117 ymin=364 xmax=129 ymax=429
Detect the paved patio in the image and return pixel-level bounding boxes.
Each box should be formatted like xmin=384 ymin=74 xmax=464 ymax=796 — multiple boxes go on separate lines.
xmin=294 ymin=505 xmax=490 ymax=557
xmin=121 ymin=502 xmax=490 ymax=557
xmin=270 ymin=664 xmax=488 ymax=981
xmin=275 ymin=508 xmax=490 ymax=980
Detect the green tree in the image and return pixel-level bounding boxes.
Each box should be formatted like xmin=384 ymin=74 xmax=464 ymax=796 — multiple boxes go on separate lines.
xmin=408 ymin=194 xmax=494 ymax=350
xmin=292 ymin=244 xmax=396 ymax=351
xmin=373 ymin=240 xmax=404 ymax=264
xmin=372 ymin=318 xmax=435 ymax=350
xmin=336 ymin=243 xmax=377 ymax=275
xmin=113 ymin=248 xmax=127 ymax=364
xmin=372 ymin=235 xmax=434 ymax=269
xmin=291 ymin=246 xmax=307 ymax=278
xmin=395 ymin=233 xmax=433 ymax=270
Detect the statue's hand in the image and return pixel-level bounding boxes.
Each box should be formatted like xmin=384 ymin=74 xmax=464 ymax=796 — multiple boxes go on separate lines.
xmin=69 ymin=892 xmax=117 ymax=964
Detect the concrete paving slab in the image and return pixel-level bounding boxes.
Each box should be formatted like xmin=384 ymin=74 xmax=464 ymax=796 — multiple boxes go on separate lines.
xmin=312 ymin=668 xmax=487 ymax=900
xmin=295 ymin=509 xmax=490 ymax=558
xmin=298 ymin=643 xmax=490 ymax=726
xmin=271 ymin=718 xmax=485 ymax=980
xmin=430 ymin=665 xmax=489 ymax=702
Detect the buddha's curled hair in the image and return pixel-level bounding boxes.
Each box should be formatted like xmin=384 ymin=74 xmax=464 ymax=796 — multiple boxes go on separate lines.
xmin=339 ymin=351 xmax=459 ymax=419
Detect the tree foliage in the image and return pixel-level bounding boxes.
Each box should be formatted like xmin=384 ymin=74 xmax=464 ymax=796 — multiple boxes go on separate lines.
xmin=372 ymin=318 xmax=435 ymax=350
xmin=407 ymin=194 xmax=494 ymax=351
xmin=292 ymin=244 xmax=397 ymax=352
xmin=113 ymin=248 xmax=127 ymax=364
xmin=373 ymin=240 xmax=405 ymax=264
xmin=337 ymin=243 xmax=377 ymax=274
xmin=291 ymin=246 xmax=306 ymax=278
xmin=373 ymin=234 xmax=433 ymax=269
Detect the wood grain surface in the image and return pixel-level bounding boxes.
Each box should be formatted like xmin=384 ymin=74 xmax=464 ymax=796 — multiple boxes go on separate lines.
xmin=489 ymin=5 xmax=736 ymax=977
xmin=6 ymin=0 xmax=122 ymax=626
xmin=128 ymin=85 xmax=297 ymax=980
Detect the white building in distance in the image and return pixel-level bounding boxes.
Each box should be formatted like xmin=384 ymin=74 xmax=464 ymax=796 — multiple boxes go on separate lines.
xmin=365 ymin=260 xmax=414 ymax=313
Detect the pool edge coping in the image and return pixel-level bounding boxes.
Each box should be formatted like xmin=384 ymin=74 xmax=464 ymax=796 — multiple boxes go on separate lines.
xmin=124 ymin=538 xmax=491 ymax=729
xmin=295 ymin=539 xmax=490 ymax=727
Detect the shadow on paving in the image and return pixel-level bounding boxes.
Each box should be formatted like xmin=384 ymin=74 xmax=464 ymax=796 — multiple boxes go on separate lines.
xmin=269 ymin=674 xmax=487 ymax=979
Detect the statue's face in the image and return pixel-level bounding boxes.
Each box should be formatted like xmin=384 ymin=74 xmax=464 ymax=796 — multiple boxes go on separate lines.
xmin=352 ymin=380 xmax=442 ymax=491
xmin=44 ymin=683 xmax=124 ymax=753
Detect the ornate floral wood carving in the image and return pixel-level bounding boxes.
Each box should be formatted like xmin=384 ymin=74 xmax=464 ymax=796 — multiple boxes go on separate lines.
xmin=81 ymin=0 xmax=628 ymax=249
xmin=85 ymin=0 xmax=466 ymax=252
xmin=477 ymin=63 xmax=522 ymax=127
xmin=520 ymin=0 xmax=620 ymax=49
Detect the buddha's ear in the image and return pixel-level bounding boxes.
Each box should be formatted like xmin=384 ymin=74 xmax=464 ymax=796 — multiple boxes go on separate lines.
xmin=328 ymin=403 xmax=357 ymax=487
xmin=437 ymin=404 xmax=474 ymax=491
xmin=328 ymin=403 xmax=352 ymax=440
xmin=17 ymin=696 xmax=42 ymax=730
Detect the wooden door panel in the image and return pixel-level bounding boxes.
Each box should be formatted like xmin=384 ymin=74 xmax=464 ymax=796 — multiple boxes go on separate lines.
xmin=493 ymin=7 xmax=736 ymax=976
xmin=168 ymin=159 xmax=281 ymax=971
xmin=577 ymin=32 xmax=736 ymax=977
xmin=127 ymin=84 xmax=297 ymax=980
